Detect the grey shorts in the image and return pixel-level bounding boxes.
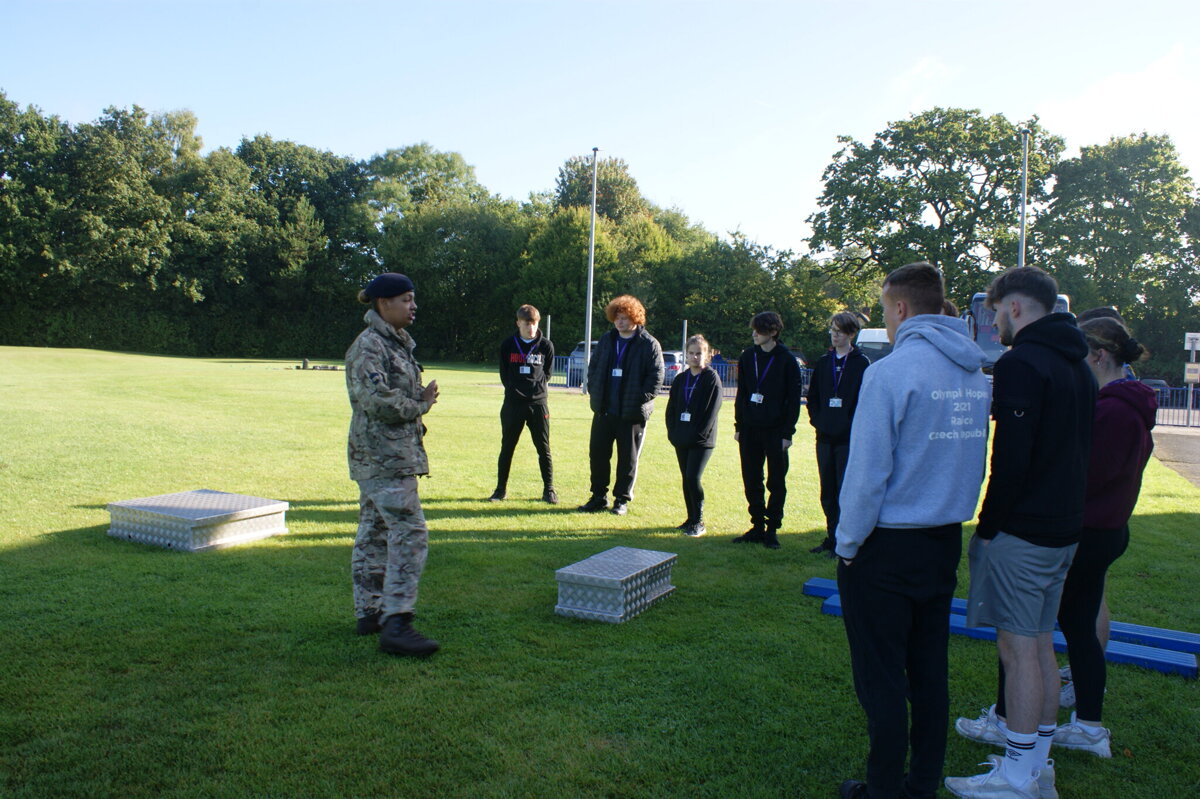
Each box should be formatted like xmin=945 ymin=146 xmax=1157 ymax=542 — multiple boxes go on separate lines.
xmin=966 ymin=532 xmax=1076 ymax=636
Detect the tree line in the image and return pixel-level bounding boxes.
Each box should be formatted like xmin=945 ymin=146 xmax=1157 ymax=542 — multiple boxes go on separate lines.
xmin=2 ymin=95 xmax=1197 ymax=379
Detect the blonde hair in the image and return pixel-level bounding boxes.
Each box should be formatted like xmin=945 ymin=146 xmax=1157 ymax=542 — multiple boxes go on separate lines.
xmin=685 ymin=334 xmax=712 ymax=367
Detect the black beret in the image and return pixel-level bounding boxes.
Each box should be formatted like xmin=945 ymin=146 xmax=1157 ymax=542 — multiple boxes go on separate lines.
xmin=363 ymin=273 xmax=415 ymax=299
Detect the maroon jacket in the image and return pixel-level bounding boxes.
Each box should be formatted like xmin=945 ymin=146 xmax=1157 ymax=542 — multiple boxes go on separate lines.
xmin=1083 ymin=379 xmax=1157 ymax=529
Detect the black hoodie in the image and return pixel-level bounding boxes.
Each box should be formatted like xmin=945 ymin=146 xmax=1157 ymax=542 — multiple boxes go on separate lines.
xmin=977 ymin=313 xmax=1097 ymax=546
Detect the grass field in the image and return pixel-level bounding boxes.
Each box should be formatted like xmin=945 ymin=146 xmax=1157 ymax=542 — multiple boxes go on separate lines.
xmin=1 ymin=346 xmax=1197 ymax=799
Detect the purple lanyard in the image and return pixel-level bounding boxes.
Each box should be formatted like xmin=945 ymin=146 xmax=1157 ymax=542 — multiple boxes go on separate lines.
xmin=831 ymin=351 xmax=846 ymax=395
xmin=614 ymin=337 xmax=630 ymax=366
xmin=513 ymin=335 xmax=535 ymax=362
xmin=684 ymin=370 xmax=701 ymax=407
xmin=754 ymin=350 xmax=776 ymax=392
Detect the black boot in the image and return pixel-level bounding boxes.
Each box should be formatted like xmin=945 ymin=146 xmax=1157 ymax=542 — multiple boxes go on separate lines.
xmin=762 ymin=525 xmax=781 ymax=549
xmin=355 ymin=610 xmax=382 ymax=635
xmin=379 ymin=613 xmax=440 ymax=657
xmin=732 ymin=521 xmax=765 ymax=543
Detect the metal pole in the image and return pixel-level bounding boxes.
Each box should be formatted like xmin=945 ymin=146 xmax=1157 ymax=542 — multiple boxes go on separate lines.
xmin=1018 ymin=128 xmax=1030 ymax=269
xmin=682 ymin=320 xmax=688 ymax=353
xmin=545 ymin=314 xmax=550 ymax=344
xmin=583 ymin=147 xmax=599 ymax=393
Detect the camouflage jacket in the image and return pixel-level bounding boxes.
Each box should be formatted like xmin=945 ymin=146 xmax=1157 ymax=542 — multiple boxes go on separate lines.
xmin=345 ymin=309 xmax=431 ymax=480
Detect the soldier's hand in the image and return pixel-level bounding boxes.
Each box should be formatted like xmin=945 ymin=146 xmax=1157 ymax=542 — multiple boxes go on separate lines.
xmin=422 ymin=380 xmax=439 ymax=406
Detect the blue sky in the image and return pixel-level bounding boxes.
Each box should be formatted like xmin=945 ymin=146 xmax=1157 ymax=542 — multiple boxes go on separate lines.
xmin=4 ymin=0 xmax=1198 ymax=254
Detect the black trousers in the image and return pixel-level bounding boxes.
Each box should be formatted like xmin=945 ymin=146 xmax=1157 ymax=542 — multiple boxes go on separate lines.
xmin=738 ymin=426 xmax=790 ymax=528
xmin=495 ymin=399 xmax=553 ymax=491
xmin=674 ymin=445 xmax=714 ymax=523
xmin=816 ymin=435 xmax=851 ymax=547
xmin=838 ymin=524 xmax=961 ymax=799
xmin=588 ymin=413 xmax=646 ymax=503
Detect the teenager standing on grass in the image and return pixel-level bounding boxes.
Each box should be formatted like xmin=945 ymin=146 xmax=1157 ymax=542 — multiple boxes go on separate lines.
xmin=578 ymin=295 xmax=664 ymax=516
xmin=664 ymin=334 xmax=722 ymax=537
xmin=731 ymin=311 xmax=803 ymax=549
xmin=806 ymin=311 xmax=871 ymax=558
xmin=345 ymin=273 xmax=440 ymax=657
xmin=490 ymin=304 xmax=557 ymax=504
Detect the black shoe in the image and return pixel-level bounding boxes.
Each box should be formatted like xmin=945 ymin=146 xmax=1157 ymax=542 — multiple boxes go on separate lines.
xmin=732 ymin=524 xmax=765 ymax=544
xmin=488 ymin=489 xmax=506 ymax=502
xmin=355 ymin=610 xmax=382 ymax=635
xmin=379 ymin=613 xmax=440 ymax=657
xmin=762 ymin=527 xmax=781 ymax=550
xmin=809 ymin=542 xmax=830 ymax=554
xmin=610 ymin=501 xmax=628 ymax=516
xmin=838 ymin=779 xmax=868 ymax=799
xmin=676 ymin=520 xmax=692 ymax=530
xmin=542 ymin=488 xmax=559 ymax=504
xmin=685 ymin=521 xmax=706 ymax=537
xmin=577 ymin=496 xmax=607 ymax=512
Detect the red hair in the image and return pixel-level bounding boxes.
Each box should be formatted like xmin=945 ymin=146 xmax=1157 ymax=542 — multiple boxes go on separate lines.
xmin=605 ymin=295 xmax=646 ymax=326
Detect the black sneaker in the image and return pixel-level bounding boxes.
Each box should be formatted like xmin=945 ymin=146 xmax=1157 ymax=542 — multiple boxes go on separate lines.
xmin=762 ymin=527 xmax=781 ymax=550
xmin=732 ymin=524 xmax=765 ymax=544
xmin=676 ymin=520 xmax=692 ymax=530
xmin=610 ymin=501 xmax=628 ymax=516
xmin=355 ymin=610 xmax=382 ymax=635
xmin=839 ymin=779 xmax=868 ymax=799
xmin=577 ymin=497 xmax=607 ymax=512
xmin=685 ymin=521 xmax=706 ymax=537
xmin=542 ymin=488 xmax=559 ymax=505
xmin=809 ymin=542 xmax=830 ymax=554
xmin=379 ymin=613 xmax=439 ymax=657
xmin=488 ymin=489 xmax=506 ymax=502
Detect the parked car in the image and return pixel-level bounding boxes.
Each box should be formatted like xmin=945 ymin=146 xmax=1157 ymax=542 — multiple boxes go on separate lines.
xmin=856 ymin=328 xmax=893 ymax=363
xmin=662 ymin=351 xmax=685 ymax=386
xmin=566 ymin=341 xmax=598 ymax=387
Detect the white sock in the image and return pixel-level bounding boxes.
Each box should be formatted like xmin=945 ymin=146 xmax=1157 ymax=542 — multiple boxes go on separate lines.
xmin=1002 ymin=730 xmax=1039 ymax=787
xmin=1035 ymin=724 xmax=1056 ymax=762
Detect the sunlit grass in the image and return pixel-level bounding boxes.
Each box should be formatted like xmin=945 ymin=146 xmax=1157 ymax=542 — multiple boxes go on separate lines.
xmin=1 ymin=346 xmax=1197 ymax=798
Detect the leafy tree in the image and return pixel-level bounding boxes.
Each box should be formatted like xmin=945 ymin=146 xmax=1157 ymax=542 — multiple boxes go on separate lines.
xmin=365 ymin=143 xmax=486 ymax=220
xmin=554 ymin=155 xmax=648 ymax=222
xmin=808 ymin=107 xmax=1064 ymax=298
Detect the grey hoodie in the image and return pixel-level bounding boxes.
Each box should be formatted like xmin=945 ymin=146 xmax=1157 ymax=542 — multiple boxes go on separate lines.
xmin=834 ymin=314 xmax=990 ymax=560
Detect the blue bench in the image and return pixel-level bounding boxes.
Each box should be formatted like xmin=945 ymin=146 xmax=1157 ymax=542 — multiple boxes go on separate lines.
xmin=803 ymin=577 xmax=1200 ymax=654
xmin=816 ymin=592 xmax=1198 ymax=679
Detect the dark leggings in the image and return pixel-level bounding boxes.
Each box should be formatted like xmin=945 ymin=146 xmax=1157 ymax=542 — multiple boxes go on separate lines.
xmin=996 ymin=525 xmax=1129 ymax=722
xmin=674 ymin=446 xmax=713 ymax=523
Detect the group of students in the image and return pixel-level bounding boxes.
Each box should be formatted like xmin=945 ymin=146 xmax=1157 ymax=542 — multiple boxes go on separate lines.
xmin=342 ymin=267 xmax=1157 ymax=799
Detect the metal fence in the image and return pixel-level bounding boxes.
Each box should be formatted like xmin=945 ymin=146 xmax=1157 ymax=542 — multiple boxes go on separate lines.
xmin=1153 ymin=386 xmax=1200 ymax=428
xmin=548 ymin=356 xmax=812 ymax=400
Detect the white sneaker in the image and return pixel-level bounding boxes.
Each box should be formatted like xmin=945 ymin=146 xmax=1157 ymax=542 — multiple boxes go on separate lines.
xmin=1038 ymin=758 xmax=1059 ymax=799
xmin=1058 ymin=680 xmax=1075 ymax=708
xmin=1059 ymin=665 xmax=1072 ymax=682
xmin=1052 ymin=712 xmax=1112 ymax=757
xmin=945 ymin=755 xmax=1038 ymax=798
xmin=955 ymin=704 xmax=1008 ymax=747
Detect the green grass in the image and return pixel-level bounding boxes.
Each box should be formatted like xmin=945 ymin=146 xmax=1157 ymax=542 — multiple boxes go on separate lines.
xmin=1 ymin=346 xmax=1197 ymax=798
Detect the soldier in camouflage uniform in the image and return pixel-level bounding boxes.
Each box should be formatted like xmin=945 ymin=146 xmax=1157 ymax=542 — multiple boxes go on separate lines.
xmin=345 ymin=272 xmax=441 ymax=657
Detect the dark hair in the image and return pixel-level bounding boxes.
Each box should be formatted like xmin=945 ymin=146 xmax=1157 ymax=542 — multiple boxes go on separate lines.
xmin=516 ymin=304 xmax=540 ymax=322
xmin=830 ymin=311 xmax=863 ymax=336
xmin=942 ymin=299 xmax=959 ymax=317
xmin=882 ymin=262 xmax=945 ymax=316
xmin=1080 ymin=317 xmax=1147 ymax=364
xmin=986 ymin=266 xmax=1057 ymax=313
xmin=1077 ymin=306 xmax=1124 ymax=325
xmin=605 ymin=295 xmax=646 ymax=326
xmin=751 ymin=311 xmax=784 ymax=339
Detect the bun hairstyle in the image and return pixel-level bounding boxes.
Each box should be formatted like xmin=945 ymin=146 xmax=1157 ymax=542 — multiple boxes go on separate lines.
xmin=357 ymin=289 xmax=372 ymax=305
xmin=1079 ymin=317 xmax=1148 ymax=364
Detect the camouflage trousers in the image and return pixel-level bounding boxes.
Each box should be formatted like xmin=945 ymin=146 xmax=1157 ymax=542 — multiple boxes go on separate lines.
xmin=352 ymin=477 xmax=428 ymax=620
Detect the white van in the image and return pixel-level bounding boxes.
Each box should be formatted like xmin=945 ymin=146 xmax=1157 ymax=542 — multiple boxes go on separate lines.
xmin=856 ymin=328 xmax=892 ymax=363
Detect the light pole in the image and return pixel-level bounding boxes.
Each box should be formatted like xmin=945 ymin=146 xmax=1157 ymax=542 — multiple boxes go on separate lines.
xmin=1018 ymin=128 xmax=1030 ymax=268
xmin=583 ymin=147 xmax=599 ymax=393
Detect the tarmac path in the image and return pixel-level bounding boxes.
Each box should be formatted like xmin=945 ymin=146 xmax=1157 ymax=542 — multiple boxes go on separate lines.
xmin=1152 ymin=425 xmax=1200 ymax=488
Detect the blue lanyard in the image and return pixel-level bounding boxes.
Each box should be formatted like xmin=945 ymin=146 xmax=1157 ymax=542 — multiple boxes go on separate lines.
xmin=684 ymin=370 xmax=701 ymax=407
xmin=754 ymin=349 xmax=776 ymax=392
xmin=513 ymin=335 xmax=535 ymax=362
xmin=831 ymin=351 xmax=846 ymax=395
xmin=615 ymin=337 xmax=630 ymax=366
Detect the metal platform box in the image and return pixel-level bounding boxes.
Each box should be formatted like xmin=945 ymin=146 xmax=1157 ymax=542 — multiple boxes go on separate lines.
xmin=107 ymin=489 xmax=289 ymax=551
xmin=555 ymin=546 xmax=677 ymax=623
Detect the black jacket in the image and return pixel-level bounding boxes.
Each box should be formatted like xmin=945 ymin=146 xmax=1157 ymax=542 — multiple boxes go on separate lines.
xmin=665 ymin=367 xmax=723 ymax=449
xmin=734 ymin=342 xmax=804 ymax=437
xmin=499 ymin=333 xmax=554 ymax=403
xmin=587 ymin=326 xmax=664 ymax=422
xmin=806 ymin=346 xmax=870 ymax=442
xmin=977 ymin=313 xmax=1097 ymax=546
